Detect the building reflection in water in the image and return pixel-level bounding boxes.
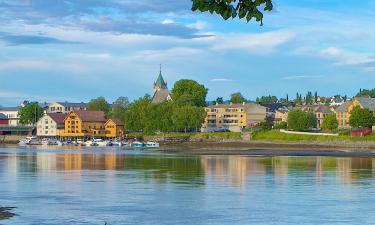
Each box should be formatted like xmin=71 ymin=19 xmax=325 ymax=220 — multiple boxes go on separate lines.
xmin=2 ymin=152 xmax=375 ymax=186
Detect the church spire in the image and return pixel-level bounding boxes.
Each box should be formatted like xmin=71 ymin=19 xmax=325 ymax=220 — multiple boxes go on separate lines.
xmin=153 ymin=65 xmax=168 ymax=93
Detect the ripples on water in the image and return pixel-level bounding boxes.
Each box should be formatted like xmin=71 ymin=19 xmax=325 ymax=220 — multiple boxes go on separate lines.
xmin=1 ymin=146 xmax=375 ymax=224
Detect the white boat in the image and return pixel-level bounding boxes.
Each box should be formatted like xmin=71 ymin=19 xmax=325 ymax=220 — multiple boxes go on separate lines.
xmin=41 ymin=138 xmax=50 ymax=146
xmin=145 ymin=141 xmax=160 ymax=148
xmin=108 ymin=140 xmax=122 ymax=147
xmin=18 ymin=136 xmax=37 ymax=145
xmin=131 ymin=141 xmax=144 ymax=148
xmin=92 ymin=138 xmax=108 ymax=147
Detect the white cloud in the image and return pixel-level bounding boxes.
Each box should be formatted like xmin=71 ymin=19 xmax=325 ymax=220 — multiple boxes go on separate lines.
xmin=282 ymin=75 xmax=323 ymax=80
xmin=320 ymin=46 xmax=374 ymax=66
xmin=161 ymin=19 xmax=175 ymax=24
xmin=210 ymin=78 xmax=232 ymax=82
xmin=0 ymin=59 xmax=88 ymax=73
xmin=187 ymin=21 xmax=208 ymax=30
xmin=211 ymin=30 xmax=294 ymax=53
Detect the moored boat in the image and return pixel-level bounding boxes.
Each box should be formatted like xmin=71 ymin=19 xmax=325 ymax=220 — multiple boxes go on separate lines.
xmin=145 ymin=141 xmax=160 ymax=148
xmin=131 ymin=141 xmax=144 ymax=148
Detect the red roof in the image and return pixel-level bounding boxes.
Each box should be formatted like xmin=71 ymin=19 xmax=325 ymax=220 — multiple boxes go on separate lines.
xmin=73 ymin=110 xmax=107 ymax=122
xmin=47 ymin=113 xmax=67 ymax=125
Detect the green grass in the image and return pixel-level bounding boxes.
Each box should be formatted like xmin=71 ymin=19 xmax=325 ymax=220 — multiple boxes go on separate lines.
xmin=252 ymin=130 xmax=375 ymax=142
xmin=127 ymin=132 xmax=242 ymax=140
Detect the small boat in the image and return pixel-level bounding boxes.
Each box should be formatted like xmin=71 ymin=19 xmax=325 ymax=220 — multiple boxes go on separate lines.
xmin=131 ymin=141 xmax=144 ymax=148
xmin=41 ymin=138 xmax=50 ymax=146
xmin=107 ymin=140 xmax=122 ymax=147
xmin=145 ymin=141 xmax=160 ymax=148
xmin=92 ymin=138 xmax=108 ymax=147
xmin=18 ymin=136 xmax=37 ymax=145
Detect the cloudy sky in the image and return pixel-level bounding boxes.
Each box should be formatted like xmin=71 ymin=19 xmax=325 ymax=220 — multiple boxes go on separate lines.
xmin=1 ymin=0 xmax=375 ymax=105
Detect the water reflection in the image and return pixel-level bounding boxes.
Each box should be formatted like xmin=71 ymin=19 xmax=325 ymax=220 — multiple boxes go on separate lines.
xmin=2 ymin=151 xmax=375 ymax=186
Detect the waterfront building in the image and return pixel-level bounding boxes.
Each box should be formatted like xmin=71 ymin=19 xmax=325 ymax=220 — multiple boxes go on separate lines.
xmin=202 ymin=103 xmax=267 ymax=132
xmin=260 ymin=103 xmax=283 ymax=118
xmin=36 ymin=113 xmax=66 ymax=137
xmin=301 ymin=105 xmax=334 ymax=129
xmin=104 ymin=118 xmax=125 ymax=138
xmin=151 ymin=67 xmax=172 ymax=104
xmin=336 ymin=97 xmax=375 ymax=129
xmin=0 ymin=106 xmax=21 ymax=126
xmin=47 ymin=102 xmax=87 ymax=114
xmin=59 ymin=110 xmax=107 ymax=138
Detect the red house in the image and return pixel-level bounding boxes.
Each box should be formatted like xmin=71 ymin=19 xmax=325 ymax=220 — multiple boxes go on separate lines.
xmin=0 ymin=113 xmax=9 ymax=125
xmin=351 ymin=128 xmax=372 ymax=137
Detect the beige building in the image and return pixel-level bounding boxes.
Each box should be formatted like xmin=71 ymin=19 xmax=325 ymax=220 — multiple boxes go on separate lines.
xmin=301 ymin=105 xmax=334 ymax=129
xmin=336 ymin=97 xmax=375 ymax=129
xmin=275 ymin=108 xmax=289 ymax=124
xmin=202 ymin=103 xmax=267 ymax=132
xmin=47 ymin=102 xmax=87 ymax=114
xmin=37 ymin=113 xmax=66 ymax=137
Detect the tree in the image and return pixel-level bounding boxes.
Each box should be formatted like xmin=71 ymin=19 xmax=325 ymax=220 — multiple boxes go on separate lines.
xmin=172 ymin=105 xmax=206 ymax=132
xmin=321 ymin=114 xmax=338 ymax=132
xmin=124 ymin=95 xmax=151 ymax=132
xmin=275 ymin=121 xmax=287 ymax=129
xmin=230 ymin=92 xmax=246 ymax=104
xmin=216 ymin=97 xmax=224 ymax=104
xmin=356 ymin=88 xmax=375 ymax=98
xmin=87 ymin=96 xmax=111 ymax=117
xmin=259 ymin=115 xmax=274 ymax=130
xmin=112 ymin=96 xmax=129 ymax=120
xmin=349 ymin=106 xmax=375 ymax=128
xmin=256 ymin=95 xmax=277 ymax=104
xmin=171 ymin=79 xmax=208 ymax=107
xmin=287 ymin=109 xmax=316 ymax=131
xmin=191 ymin=0 xmax=273 ymax=25
xmin=18 ymin=102 xmax=43 ymax=125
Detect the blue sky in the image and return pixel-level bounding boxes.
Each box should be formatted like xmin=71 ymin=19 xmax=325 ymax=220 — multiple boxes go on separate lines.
xmin=1 ymin=0 xmax=375 ymax=106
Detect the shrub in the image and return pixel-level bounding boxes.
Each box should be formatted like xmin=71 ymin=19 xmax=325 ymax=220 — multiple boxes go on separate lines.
xmin=322 ymin=114 xmax=338 ymax=132
xmin=287 ymin=109 xmax=316 ymax=131
xmin=274 ymin=121 xmax=287 ymax=129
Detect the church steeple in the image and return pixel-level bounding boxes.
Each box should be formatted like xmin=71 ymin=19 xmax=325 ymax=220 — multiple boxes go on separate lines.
xmin=153 ymin=64 xmax=168 ymax=93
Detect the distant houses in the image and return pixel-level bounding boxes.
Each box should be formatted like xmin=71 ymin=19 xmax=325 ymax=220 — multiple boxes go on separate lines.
xmin=336 ymin=97 xmax=375 ymax=129
xmin=47 ymin=102 xmax=87 ymax=114
xmin=36 ymin=113 xmax=66 ymax=137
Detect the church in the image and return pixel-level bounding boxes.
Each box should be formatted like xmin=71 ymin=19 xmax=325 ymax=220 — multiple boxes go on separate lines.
xmin=151 ymin=67 xmax=172 ymax=104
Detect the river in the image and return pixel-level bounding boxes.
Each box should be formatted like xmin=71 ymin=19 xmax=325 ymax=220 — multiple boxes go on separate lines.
xmin=1 ymin=146 xmax=375 ymax=224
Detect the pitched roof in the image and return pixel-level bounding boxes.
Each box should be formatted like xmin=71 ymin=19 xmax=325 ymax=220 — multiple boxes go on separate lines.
xmin=56 ymin=102 xmax=87 ymax=108
xmin=0 ymin=113 xmax=7 ymax=120
xmin=154 ymin=71 xmax=167 ymax=89
xmin=0 ymin=106 xmax=20 ymax=111
xmin=335 ymin=101 xmax=350 ymax=112
xmin=47 ymin=113 xmax=67 ymax=125
xmin=314 ymin=105 xmax=333 ymax=113
xmin=355 ymin=97 xmax=375 ymax=111
xmin=73 ymin=110 xmax=107 ymax=122
xmin=260 ymin=103 xmax=283 ymax=112
xmin=152 ymin=89 xmax=171 ymax=104
xmin=106 ymin=118 xmax=124 ymax=126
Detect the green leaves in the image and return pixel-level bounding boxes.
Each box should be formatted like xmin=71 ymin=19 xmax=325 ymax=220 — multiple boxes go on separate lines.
xmin=171 ymin=79 xmax=208 ymax=107
xmin=18 ymin=102 xmax=43 ymax=125
xmin=287 ymin=109 xmax=317 ymax=131
xmin=87 ymin=96 xmax=111 ymax=117
xmin=322 ymin=114 xmax=338 ymax=132
xmin=191 ymin=0 xmax=273 ymax=25
xmin=349 ymin=106 xmax=375 ymax=128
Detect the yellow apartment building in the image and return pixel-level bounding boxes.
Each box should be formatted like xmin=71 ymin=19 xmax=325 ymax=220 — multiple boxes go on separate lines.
xmin=105 ymin=118 xmax=125 ymax=138
xmin=202 ymin=103 xmax=267 ymax=132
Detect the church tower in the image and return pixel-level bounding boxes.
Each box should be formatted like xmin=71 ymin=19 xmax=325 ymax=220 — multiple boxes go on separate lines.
xmin=151 ymin=65 xmax=171 ymax=104
xmin=153 ymin=65 xmax=168 ymax=94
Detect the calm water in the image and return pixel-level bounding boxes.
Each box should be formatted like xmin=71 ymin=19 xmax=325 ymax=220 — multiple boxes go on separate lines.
xmin=1 ymin=146 xmax=375 ymax=224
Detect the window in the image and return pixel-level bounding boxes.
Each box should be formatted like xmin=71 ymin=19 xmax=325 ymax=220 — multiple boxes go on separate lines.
xmin=45 ymin=131 xmax=48 ymax=134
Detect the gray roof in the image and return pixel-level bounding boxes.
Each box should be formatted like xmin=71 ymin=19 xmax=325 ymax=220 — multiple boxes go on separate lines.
xmin=152 ymin=89 xmax=171 ymax=104
xmin=0 ymin=106 xmax=20 ymax=111
xmin=314 ymin=105 xmax=333 ymax=113
xmin=0 ymin=113 xmax=7 ymax=119
xmin=56 ymin=102 xmax=87 ymax=108
xmin=335 ymin=101 xmax=349 ymax=112
xmin=355 ymin=97 xmax=375 ymax=111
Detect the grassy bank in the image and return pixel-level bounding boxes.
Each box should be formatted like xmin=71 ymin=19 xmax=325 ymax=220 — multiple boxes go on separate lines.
xmin=252 ymin=130 xmax=375 ymax=142
xmin=128 ymin=132 xmax=242 ymax=141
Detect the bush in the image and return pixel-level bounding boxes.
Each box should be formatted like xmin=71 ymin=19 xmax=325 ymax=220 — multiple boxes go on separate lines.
xmin=287 ymin=109 xmax=317 ymax=131
xmin=274 ymin=121 xmax=287 ymax=129
xmin=349 ymin=106 xmax=375 ymax=128
xmin=321 ymin=114 xmax=338 ymax=132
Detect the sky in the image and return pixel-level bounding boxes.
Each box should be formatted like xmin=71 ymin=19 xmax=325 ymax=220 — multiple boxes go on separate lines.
xmin=1 ymin=0 xmax=375 ymax=106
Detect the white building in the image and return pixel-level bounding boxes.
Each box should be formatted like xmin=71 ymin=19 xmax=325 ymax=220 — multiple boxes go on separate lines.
xmin=0 ymin=106 xmax=21 ymax=126
xmin=37 ymin=113 xmax=66 ymax=137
